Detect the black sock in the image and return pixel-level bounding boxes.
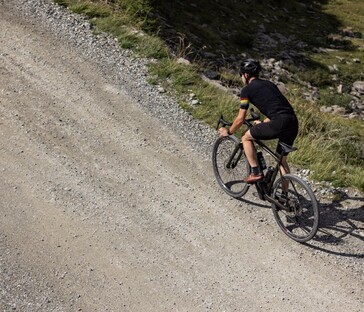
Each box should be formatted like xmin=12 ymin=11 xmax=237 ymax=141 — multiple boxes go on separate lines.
xmin=252 ymin=166 xmax=261 ymax=175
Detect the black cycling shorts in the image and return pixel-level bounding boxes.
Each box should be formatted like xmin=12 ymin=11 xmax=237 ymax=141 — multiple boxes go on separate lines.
xmin=250 ymin=115 xmax=299 ymax=155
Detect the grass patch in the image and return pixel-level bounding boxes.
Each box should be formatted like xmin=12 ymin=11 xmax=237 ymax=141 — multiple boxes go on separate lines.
xmin=290 ymin=94 xmax=364 ymax=190
xmin=323 ymin=0 xmax=364 ymax=35
xmin=318 ymin=89 xmax=353 ymax=108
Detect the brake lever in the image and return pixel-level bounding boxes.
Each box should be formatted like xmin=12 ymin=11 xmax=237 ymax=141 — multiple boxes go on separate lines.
xmin=216 ymin=114 xmax=232 ymax=130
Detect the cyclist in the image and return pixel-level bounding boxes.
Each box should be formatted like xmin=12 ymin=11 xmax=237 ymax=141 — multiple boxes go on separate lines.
xmin=219 ymin=59 xmax=299 ymax=184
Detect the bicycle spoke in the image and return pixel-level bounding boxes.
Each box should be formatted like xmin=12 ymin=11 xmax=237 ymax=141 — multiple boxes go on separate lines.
xmin=271 ymin=174 xmax=319 ymax=242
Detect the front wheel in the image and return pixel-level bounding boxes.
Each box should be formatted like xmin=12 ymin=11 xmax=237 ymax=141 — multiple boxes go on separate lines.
xmin=212 ymin=135 xmax=250 ymax=198
xmin=271 ymin=174 xmax=319 ymax=243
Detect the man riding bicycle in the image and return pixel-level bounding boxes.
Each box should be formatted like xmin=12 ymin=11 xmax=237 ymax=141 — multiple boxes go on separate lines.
xmin=219 ymin=59 xmax=299 ymax=184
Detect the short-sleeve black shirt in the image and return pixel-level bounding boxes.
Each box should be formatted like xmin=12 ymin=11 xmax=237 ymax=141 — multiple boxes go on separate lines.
xmin=240 ymin=79 xmax=296 ymax=120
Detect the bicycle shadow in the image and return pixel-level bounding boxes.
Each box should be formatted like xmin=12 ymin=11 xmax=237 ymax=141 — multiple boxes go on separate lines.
xmin=233 ymin=185 xmax=363 ymax=259
xmin=236 ymin=194 xmax=271 ymax=209
xmin=304 ymin=194 xmax=364 ymax=259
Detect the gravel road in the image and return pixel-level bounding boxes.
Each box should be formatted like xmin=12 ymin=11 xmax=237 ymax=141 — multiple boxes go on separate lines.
xmin=0 ymin=1 xmax=363 ymax=311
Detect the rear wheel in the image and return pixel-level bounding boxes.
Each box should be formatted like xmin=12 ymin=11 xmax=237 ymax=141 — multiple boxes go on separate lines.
xmin=271 ymin=174 xmax=319 ymax=242
xmin=212 ymin=136 xmax=250 ymax=198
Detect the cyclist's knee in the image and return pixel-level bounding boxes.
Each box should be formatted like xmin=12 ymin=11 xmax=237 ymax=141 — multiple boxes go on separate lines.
xmin=242 ymin=130 xmax=254 ymax=142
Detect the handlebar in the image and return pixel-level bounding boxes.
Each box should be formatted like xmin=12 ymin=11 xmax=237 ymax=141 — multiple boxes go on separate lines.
xmin=215 ymin=116 xmax=232 ymax=130
xmin=216 ymin=110 xmax=261 ymax=130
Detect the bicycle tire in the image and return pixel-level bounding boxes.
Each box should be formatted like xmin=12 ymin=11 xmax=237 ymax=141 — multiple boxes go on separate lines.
xmin=212 ymin=135 xmax=250 ymax=198
xmin=271 ymin=174 xmax=319 ymax=242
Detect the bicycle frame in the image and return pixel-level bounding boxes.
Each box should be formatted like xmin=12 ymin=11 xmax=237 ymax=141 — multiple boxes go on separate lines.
xmin=214 ymin=112 xmax=320 ymax=242
xmin=253 ymin=139 xmax=283 ymax=194
xmin=253 ymin=140 xmax=297 ymax=212
xmin=217 ymin=112 xmax=295 ymax=209
xmin=226 ymin=143 xmax=244 ymax=170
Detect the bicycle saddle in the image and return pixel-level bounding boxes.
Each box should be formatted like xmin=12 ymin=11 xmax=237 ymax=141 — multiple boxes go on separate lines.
xmin=279 ymin=142 xmax=298 ymax=154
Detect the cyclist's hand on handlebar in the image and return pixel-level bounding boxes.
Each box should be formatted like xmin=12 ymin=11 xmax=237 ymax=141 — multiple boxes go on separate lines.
xmin=218 ymin=127 xmax=229 ymax=137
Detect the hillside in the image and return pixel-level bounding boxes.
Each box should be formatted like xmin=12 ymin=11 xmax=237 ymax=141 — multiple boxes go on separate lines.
xmin=154 ymin=0 xmax=363 ymax=102
xmin=54 ymin=0 xmax=363 ymax=191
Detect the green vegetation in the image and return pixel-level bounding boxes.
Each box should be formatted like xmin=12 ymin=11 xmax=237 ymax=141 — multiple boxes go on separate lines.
xmin=52 ymin=0 xmax=364 ymax=192
xmin=291 ymin=93 xmax=364 ymax=190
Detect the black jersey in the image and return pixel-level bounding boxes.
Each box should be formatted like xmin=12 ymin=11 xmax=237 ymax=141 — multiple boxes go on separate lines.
xmin=240 ymin=79 xmax=296 ymax=120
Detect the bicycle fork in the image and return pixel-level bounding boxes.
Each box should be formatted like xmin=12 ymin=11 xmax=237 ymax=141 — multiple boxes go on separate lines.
xmin=226 ymin=143 xmax=244 ymax=169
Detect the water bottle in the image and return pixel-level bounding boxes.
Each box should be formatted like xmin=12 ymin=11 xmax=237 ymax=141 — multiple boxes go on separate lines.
xmin=257 ymin=151 xmax=267 ymax=170
xmin=265 ymin=166 xmax=275 ymax=183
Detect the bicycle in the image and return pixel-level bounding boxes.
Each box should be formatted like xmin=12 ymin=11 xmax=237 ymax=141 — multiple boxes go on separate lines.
xmin=212 ymin=110 xmax=320 ymax=242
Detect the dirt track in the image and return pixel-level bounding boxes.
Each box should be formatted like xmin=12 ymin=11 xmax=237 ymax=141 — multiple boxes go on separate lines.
xmin=0 ymin=2 xmax=363 ymax=311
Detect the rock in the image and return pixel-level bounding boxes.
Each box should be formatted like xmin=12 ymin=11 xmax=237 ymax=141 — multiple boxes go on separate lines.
xmin=262 ymin=58 xmax=276 ymax=70
xmin=332 ymin=105 xmax=346 ymax=115
xmin=258 ymin=24 xmax=266 ymax=32
xmin=257 ymin=33 xmax=277 ymax=48
xmin=176 ymin=57 xmax=191 ymax=65
xmin=341 ymin=27 xmax=362 ymax=38
xmin=348 ymin=112 xmax=360 ymax=119
xmin=352 ymin=81 xmax=364 ymax=95
xmin=276 ymin=82 xmax=287 ymax=94
xmin=204 ymin=70 xmax=220 ymax=80
xmin=337 ymin=84 xmax=343 ymax=94
xmin=328 ymin=64 xmax=339 ymax=73
xmin=201 ymin=51 xmax=217 ymax=59
xmin=320 ymin=105 xmax=346 ymax=115
xmin=320 ymin=106 xmax=332 ymax=113
xmin=356 ymin=102 xmax=364 ymax=110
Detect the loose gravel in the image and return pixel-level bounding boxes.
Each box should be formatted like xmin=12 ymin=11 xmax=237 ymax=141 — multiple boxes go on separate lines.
xmin=15 ymin=0 xmax=216 ymax=160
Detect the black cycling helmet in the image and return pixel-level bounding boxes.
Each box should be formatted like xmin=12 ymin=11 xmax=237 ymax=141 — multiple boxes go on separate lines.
xmin=239 ymin=59 xmax=262 ymax=76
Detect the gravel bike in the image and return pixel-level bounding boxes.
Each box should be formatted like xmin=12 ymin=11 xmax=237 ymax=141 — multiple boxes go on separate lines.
xmin=212 ymin=111 xmax=320 ymax=242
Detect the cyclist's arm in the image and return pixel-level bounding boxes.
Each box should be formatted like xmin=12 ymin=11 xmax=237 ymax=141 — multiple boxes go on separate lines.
xmin=229 ymin=108 xmax=247 ymax=134
xmin=218 ymin=108 xmax=247 ymax=137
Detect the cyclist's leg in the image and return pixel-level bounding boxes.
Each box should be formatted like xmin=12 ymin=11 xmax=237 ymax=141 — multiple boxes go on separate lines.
xmin=242 ymin=130 xmax=263 ymax=183
xmin=279 ymin=155 xmax=290 ymax=192
xmin=275 ymin=117 xmax=299 ymax=191
xmin=246 ymin=121 xmax=282 ymax=181
xmin=276 ymin=144 xmax=290 ymax=175
xmin=280 ymin=156 xmax=290 ymax=174
xmin=241 ymin=130 xmax=258 ymax=168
